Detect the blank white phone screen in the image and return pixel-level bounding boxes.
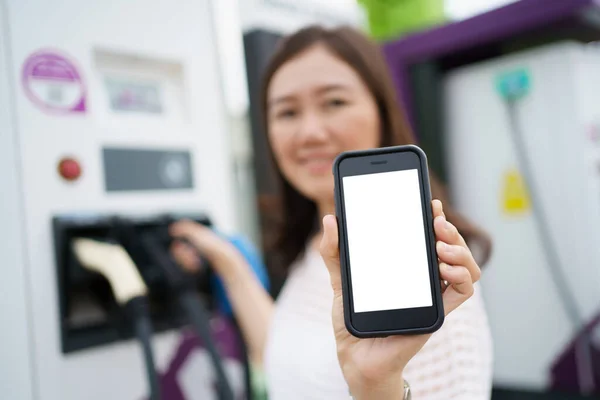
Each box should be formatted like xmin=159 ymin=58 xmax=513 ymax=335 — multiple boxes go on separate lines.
xmin=342 ymin=169 xmax=433 ymax=313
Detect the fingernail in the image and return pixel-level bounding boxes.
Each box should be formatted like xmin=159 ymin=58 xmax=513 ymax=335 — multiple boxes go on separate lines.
xmin=445 ymin=220 xmax=452 ymax=232
xmin=436 ymin=241 xmax=447 ymax=252
xmin=439 ymin=241 xmax=457 ymax=255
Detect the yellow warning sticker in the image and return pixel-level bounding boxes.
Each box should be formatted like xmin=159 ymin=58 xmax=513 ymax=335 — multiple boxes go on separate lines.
xmin=502 ymin=168 xmax=530 ymax=215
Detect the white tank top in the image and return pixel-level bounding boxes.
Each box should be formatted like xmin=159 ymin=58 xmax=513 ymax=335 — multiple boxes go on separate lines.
xmin=264 ymin=247 xmax=493 ymax=399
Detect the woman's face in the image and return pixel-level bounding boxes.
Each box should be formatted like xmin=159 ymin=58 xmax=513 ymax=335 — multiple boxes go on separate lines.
xmin=267 ymin=44 xmax=380 ymax=205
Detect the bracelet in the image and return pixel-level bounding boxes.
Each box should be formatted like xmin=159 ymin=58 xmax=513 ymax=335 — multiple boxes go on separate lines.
xmin=349 ymin=380 xmax=411 ymax=400
xmin=404 ymin=380 xmax=411 ymax=400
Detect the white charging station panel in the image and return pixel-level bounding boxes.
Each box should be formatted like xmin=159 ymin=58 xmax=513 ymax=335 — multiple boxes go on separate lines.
xmin=0 ymin=1 xmax=244 ymax=399
xmin=444 ymin=41 xmax=600 ymax=390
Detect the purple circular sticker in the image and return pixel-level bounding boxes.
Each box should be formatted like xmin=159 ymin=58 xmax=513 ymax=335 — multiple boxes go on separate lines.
xmin=21 ymin=50 xmax=86 ymax=114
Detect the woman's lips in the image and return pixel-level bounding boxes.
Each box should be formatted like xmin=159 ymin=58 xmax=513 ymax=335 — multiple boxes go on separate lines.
xmin=301 ymin=158 xmax=334 ymax=174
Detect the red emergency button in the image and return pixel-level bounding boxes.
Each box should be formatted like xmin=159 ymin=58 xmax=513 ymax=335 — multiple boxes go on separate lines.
xmin=58 ymin=157 xmax=82 ymax=181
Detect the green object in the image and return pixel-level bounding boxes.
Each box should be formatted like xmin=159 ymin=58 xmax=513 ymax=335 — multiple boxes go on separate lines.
xmin=496 ymin=69 xmax=532 ymax=101
xmin=251 ymin=363 xmax=269 ymax=400
xmin=358 ymin=0 xmax=447 ymax=41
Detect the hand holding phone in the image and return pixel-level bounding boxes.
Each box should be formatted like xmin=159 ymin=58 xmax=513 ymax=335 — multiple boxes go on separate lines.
xmin=320 ymin=145 xmax=481 ymax=399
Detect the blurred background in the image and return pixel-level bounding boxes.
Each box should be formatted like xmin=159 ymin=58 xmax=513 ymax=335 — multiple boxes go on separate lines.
xmin=1 ymin=0 xmax=599 ymax=399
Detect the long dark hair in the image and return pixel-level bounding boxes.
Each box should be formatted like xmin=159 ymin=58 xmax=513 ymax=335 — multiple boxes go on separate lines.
xmin=259 ymin=25 xmax=492 ymax=278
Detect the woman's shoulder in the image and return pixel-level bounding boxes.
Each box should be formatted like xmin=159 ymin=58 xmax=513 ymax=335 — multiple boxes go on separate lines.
xmin=271 ymin=246 xmax=333 ymax=317
xmin=280 ymin=244 xmax=323 ymax=276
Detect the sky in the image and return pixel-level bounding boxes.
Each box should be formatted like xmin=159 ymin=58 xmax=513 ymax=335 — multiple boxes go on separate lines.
xmin=444 ymin=0 xmax=517 ymax=19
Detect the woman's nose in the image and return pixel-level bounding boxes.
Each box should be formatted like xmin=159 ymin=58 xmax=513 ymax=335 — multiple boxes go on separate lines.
xmin=297 ymin=112 xmax=328 ymax=143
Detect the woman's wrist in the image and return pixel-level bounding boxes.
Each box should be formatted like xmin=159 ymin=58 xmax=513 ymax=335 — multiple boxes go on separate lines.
xmin=215 ymin=250 xmax=252 ymax=286
xmin=349 ymin=374 xmax=405 ymax=400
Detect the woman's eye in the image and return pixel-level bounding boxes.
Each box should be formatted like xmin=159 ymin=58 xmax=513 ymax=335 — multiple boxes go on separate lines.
xmin=327 ymin=98 xmax=347 ymax=108
xmin=276 ymin=109 xmax=297 ymax=119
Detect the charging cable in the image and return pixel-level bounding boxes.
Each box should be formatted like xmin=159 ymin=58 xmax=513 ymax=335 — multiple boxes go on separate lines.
xmin=138 ymin=231 xmax=235 ymax=400
xmin=72 ymin=238 xmax=162 ymax=400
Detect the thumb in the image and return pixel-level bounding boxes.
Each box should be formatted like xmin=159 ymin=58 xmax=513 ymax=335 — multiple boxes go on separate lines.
xmin=319 ymin=215 xmax=342 ymax=294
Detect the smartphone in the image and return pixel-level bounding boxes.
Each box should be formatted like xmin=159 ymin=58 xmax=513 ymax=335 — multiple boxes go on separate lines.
xmin=333 ymin=145 xmax=444 ymax=337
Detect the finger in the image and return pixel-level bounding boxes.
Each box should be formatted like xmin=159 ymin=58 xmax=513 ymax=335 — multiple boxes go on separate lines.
xmin=170 ymin=221 xmax=215 ymax=253
xmin=439 ymin=263 xmax=474 ymax=314
xmin=319 ymin=215 xmax=342 ymax=294
xmin=172 ymin=241 xmax=200 ymax=265
xmin=431 ymin=199 xmax=444 ymax=219
xmin=434 ymin=215 xmax=467 ymax=248
xmin=170 ymin=241 xmax=202 ymax=273
xmin=436 ymin=241 xmax=481 ymax=282
xmin=169 ymin=220 xmax=196 ymax=238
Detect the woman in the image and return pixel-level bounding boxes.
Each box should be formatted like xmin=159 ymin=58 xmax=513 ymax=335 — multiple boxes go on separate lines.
xmin=170 ymin=25 xmax=493 ymax=399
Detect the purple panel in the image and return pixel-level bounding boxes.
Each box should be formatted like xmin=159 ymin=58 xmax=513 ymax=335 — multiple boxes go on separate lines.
xmin=549 ymin=313 xmax=600 ymax=394
xmin=382 ymin=0 xmax=600 ymax=132
xmin=147 ymin=315 xmax=247 ymax=400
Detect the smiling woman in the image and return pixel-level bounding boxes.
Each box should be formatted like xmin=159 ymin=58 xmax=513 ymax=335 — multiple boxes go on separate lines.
xmin=170 ymin=25 xmax=494 ymax=400
xmin=257 ymin=26 xmax=493 ymax=400
xmin=260 ymin=26 xmax=492 ymax=277
xmin=266 ymin=44 xmax=380 ymax=202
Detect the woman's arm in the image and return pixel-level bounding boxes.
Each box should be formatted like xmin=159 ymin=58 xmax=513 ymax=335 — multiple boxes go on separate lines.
xmin=214 ymin=250 xmax=275 ymax=366
xmin=319 ymin=200 xmax=484 ymax=399
xmin=170 ymin=221 xmax=274 ymax=366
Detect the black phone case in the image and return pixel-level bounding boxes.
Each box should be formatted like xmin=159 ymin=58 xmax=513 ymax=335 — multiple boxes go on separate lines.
xmin=332 ymin=144 xmax=445 ymax=338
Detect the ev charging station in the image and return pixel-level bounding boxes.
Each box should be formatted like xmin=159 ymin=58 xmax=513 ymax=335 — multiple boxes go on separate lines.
xmin=0 ymin=1 xmax=251 ymax=399
xmin=444 ymin=41 xmax=600 ymax=393
xmin=384 ymin=0 xmax=600 ymax=395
